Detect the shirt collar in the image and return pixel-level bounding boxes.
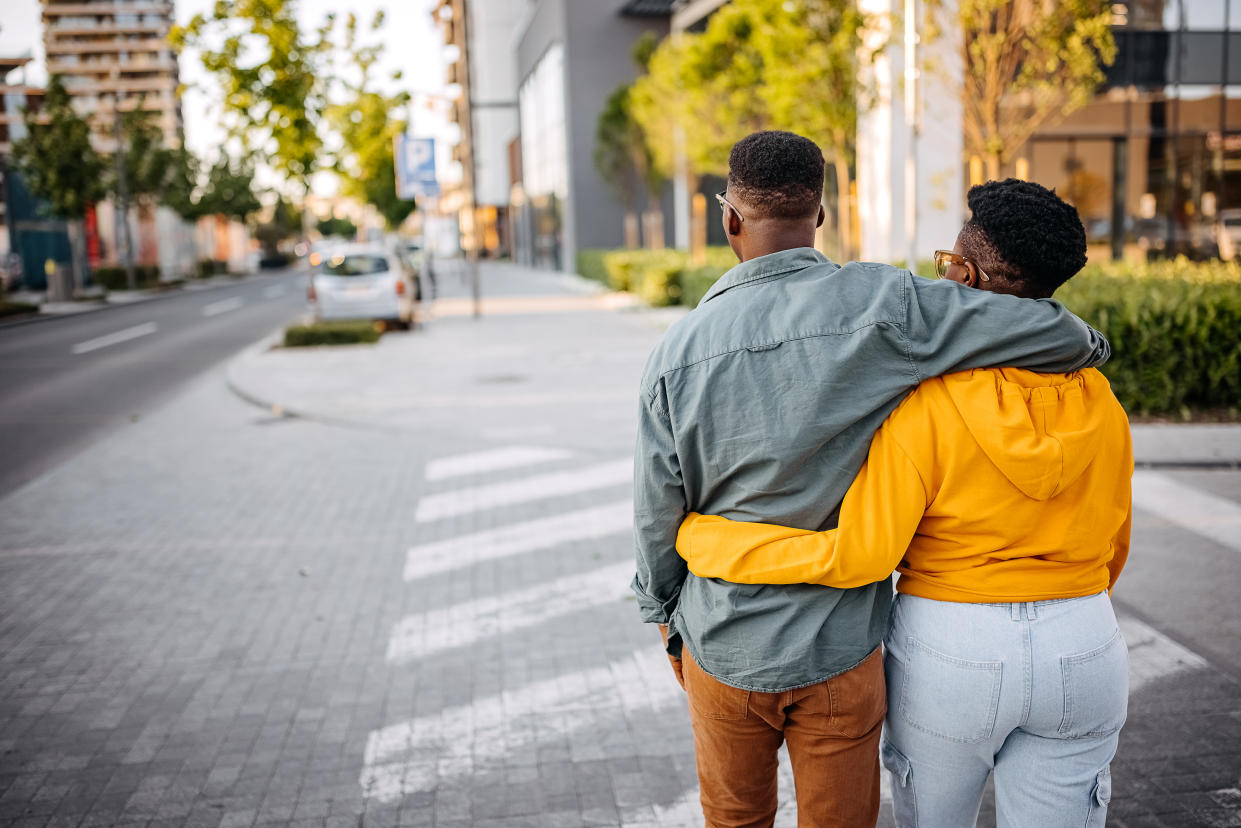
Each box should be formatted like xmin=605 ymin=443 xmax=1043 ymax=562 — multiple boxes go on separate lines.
xmin=701 ymin=247 xmax=831 ymax=305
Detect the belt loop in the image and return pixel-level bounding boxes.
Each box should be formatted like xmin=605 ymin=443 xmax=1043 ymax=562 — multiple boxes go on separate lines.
xmin=1010 ymin=603 xmax=1021 ymax=621
xmin=1027 ymin=601 xmax=1039 ymax=621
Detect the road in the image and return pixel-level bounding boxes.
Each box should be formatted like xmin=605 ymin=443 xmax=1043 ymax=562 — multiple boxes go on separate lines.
xmin=0 ymin=270 xmax=308 ymax=498
xmin=0 ymin=261 xmax=1236 ymax=827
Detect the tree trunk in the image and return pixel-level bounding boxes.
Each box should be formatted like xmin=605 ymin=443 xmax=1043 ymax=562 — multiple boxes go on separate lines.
xmin=834 ymin=154 xmax=853 ymax=262
xmin=65 ymin=218 xmax=87 ymax=299
xmin=985 ymin=153 xmax=1001 ymax=182
xmin=624 ymin=211 xmax=640 ymax=249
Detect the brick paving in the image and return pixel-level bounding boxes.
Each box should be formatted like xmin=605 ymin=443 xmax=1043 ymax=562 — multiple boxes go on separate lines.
xmin=0 ymin=260 xmax=1238 ymax=827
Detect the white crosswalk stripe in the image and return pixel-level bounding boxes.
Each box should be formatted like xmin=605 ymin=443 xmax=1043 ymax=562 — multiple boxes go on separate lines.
xmin=424 ymin=445 xmax=573 ymax=481
xmin=414 ymin=458 xmax=631 ymax=522
xmin=403 ymin=500 xmax=632 ymax=580
xmin=386 ymin=562 xmax=633 ymax=664
xmin=1133 ymin=469 xmax=1241 ymax=554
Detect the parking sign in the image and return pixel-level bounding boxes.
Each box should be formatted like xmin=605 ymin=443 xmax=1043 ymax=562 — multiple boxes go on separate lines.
xmin=395 ymin=135 xmax=439 ymax=199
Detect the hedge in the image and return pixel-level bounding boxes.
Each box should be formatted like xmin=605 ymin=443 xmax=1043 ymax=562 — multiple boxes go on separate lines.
xmin=283 ymin=319 xmax=383 ymax=347
xmin=1057 ymin=258 xmax=1241 ymax=416
xmin=91 ymin=264 xmax=162 ymax=291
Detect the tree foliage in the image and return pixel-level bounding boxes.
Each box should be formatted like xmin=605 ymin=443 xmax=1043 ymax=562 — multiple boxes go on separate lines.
xmin=595 ymin=36 xmax=663 ymax=213
xmin=113 ymin=106 xmax=174 ymax=207
xmin=316 ymin=215 xmax=357 ymax=238
xmin=172 ymin=0 xmax=333 ymax=193
xmin=198 ymin=155 xmax=261 ymax=221
xmin=948 ymin=0 xmax=1116 ymax=178
xmin=326 ymin=11 xmax=415 ymax=229
xmin=11 ymin=75 xmax=106 ymax=219
xmin=630 ymin=0 xmax=873 ymax=254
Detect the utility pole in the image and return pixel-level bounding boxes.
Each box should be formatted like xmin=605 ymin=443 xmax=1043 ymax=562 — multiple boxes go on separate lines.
xmin=456 ymin=0 xmax=481 ymax=319
xmin=110 ymin=69 xmax=136 ymax=291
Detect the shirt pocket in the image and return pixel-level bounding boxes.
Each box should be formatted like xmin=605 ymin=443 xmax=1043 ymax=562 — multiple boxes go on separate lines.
xmin=897 ymin=636 xmax=1002 ymax=744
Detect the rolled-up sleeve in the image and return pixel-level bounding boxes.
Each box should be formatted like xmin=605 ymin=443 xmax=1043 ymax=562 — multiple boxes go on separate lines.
xmin=632 ymin=381 xmax=688 ymax=624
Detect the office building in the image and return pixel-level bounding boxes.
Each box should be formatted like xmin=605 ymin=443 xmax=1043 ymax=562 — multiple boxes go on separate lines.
xmin=512 ymin=0 xmax=673 ymax=271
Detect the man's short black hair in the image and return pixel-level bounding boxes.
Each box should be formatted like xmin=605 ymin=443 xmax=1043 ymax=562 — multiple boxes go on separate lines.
xmin=728 ymin=131 xmax=824 ymax=220
xmin=963 ymin=179 xmax=1087 ymax=297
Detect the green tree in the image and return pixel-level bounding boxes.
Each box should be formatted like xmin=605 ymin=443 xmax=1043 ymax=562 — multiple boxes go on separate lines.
xmin=11 ymin=75 xmax=107 ymax=295
xmin=949 ymin=0 xmax=1116 ymax=179
xmin=255 ymin=197 xmax=303 ymax=257
xmin=172 ymin=0 xmax=333 ymax=200
xmin=631 ymin=0 xmax=873 ymax=257
xmin=316 ymin=215 xmax=357 ymax=239
xmin=199 ymin=154 xmax=261 ymax=221
xmin=162 ymin=146 xmax=207 ymax=221
xmin=326 ymin=11 xmax=416 ymax=230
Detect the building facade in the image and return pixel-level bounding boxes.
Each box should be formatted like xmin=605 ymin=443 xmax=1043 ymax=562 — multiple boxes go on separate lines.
xmin=512 ymin=0 xmax=673 ymax=272
xmin=40 ymin=0 xmax=182 ymax=153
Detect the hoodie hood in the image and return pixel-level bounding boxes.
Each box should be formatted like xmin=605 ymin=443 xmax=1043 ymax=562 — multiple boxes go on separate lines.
xmin=941 ymin=367 xmax=1115 ymax=501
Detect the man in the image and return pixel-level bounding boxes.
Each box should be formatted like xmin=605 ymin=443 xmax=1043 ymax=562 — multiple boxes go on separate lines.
xmin=631 ymin=132 xmax=1110 ymax=827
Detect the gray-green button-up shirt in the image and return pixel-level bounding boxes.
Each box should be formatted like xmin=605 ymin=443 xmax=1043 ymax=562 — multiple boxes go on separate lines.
xmin=632 ymin=248 xmax=1110 ymax=692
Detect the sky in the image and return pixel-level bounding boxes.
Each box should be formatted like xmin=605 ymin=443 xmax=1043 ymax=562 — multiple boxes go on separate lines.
xmin=0 ymin=0 xmax=456 ymax=198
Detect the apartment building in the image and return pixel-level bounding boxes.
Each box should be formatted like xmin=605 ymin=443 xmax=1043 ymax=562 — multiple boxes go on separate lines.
xmin=40 ymin=0 xmax=182 ymax=152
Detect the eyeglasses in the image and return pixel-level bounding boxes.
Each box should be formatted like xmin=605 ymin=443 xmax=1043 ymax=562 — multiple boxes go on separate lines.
xmin=715 ymin=191 xmax=744 ymax=223
xmin=932 ymin=250 xmax=990 ymax=282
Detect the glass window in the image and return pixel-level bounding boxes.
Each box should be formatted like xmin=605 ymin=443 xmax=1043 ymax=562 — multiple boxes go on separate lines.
xmin=320 ymin=254 xmax=389 ymax=276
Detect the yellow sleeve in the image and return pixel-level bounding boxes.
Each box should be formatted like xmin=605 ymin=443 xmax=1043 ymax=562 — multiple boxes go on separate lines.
xmin=676 ymin=429 xmax=928 ymax=588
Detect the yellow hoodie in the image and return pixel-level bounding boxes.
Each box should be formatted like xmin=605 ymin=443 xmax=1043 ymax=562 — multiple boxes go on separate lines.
xmin=676 ymin=367 xmax=1133 ymax=603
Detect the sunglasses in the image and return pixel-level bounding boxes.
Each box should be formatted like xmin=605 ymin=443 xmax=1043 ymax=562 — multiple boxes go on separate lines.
xmin=715 ymin=191 xmax=744 ymax=223
xmin=932 ymin=250 xmax=990 ymax=282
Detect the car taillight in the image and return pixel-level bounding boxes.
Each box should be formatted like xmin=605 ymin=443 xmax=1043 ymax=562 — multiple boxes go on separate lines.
xmin=395 ymin=279 xmax=406 ymax=296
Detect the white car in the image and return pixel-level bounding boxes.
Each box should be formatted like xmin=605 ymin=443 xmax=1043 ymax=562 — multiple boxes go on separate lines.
xmin=308 ymin=244 xmax=414 ymax=330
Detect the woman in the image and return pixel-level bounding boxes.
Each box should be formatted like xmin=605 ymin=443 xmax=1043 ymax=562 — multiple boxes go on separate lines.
xmin=676 ymin=179 xmax=1132 ymax=827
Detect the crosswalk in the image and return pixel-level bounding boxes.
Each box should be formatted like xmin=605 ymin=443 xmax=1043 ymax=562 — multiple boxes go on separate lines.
xmin=359 ymin=452 xmax=1224 ymax=824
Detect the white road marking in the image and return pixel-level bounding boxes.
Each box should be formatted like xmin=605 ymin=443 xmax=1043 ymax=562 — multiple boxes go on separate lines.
xmin=1133 ymin=470 xmax=1241 ymax=554
xmin=414 ymin=458 xmax=632 ymax=523
xmin=424 ymin=446 xmax=572 ymax=481
xmin=404 ymin=500 xmax=632 ymax=581
xmin=1119 ymin=613 xmax=1210 ymax=693
xmin=359 ymin=646 xmax=683 ymax=805
xmin=387 ymin=561 xmax=633 ymax=664
xmin=71 ymin=322 xmax=157 ymax=354
xmin=262 ymin=285 xmax=286 ymax=299
xmin=202 ymin=296 xmax=245 ymax=317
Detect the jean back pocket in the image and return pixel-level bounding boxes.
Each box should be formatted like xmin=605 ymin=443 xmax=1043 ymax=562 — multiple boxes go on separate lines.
xmin=897 ymin=636 xmax=1002 ymax=744
xmin=1059 ymin=629 xmax=1129 ymax=738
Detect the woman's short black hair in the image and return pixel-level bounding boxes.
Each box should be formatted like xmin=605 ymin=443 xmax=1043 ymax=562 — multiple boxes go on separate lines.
xmin=963 ymin=179 xmax=1087 ymax=296
xmin=727 ymin=131 xmax=824 ymax=220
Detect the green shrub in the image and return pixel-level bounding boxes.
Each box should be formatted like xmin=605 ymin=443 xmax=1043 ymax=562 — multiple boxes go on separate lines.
xmin=1055 ymin=257 xmax=1241 ymax=416
xmin=197 ymin=259 xmax=226 ymax=279
xmin=576 ymin=249 xmax=611 ymax=286
xmin=0 ymin=299 xmax=38 ymax=318
xmin=599 ymin=247 xmax=738 ymax=307
xmin=680 ymin=265 xmax=730 ymax=308
xmin=91 ymin=264 xmax=162 ymax=291
xmin=283 ymin=319 xmax=383 ymax=347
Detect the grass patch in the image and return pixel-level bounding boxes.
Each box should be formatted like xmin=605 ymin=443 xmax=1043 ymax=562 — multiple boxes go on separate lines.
xmin=283 ymin=319 xmax=383 ymax=348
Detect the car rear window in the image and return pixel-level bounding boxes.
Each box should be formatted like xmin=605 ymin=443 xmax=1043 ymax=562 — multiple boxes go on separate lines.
xmin=321 ymin=255 xmax=389 ymax=276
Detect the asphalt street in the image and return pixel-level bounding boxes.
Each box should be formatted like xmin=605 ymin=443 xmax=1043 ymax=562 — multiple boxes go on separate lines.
xmin=0 ymin=261 xmax=1237 ymax=827
xmin=0 ymin=270 xmax=309 ymax=498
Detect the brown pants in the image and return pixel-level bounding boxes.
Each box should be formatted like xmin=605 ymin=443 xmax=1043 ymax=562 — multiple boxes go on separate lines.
xmin=682 ymin=647 xmax=886 ymax=828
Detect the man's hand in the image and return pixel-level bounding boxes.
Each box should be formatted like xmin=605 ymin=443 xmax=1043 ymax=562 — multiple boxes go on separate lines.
xmin=659 ymin=624 xmax=686 ymax=691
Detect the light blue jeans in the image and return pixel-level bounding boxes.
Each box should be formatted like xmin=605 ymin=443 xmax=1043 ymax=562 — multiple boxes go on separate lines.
xmin=881 ymin=592 xmax=1128 ymax=827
